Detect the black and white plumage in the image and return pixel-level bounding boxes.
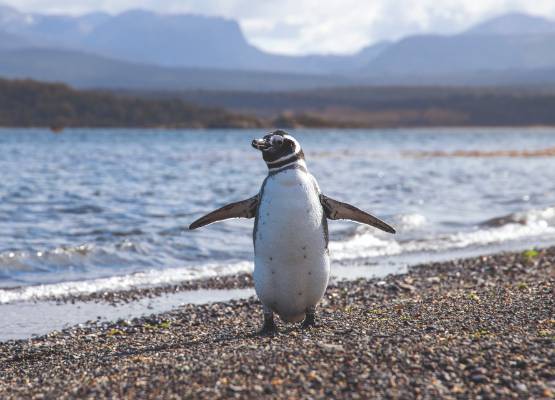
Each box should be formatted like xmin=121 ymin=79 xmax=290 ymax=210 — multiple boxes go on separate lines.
xmin=189 ymin=130 xmax=395 ymax=334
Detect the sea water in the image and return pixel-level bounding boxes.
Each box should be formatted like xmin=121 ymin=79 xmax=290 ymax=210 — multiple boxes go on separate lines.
xmin=1 ymin=127 xmax=555 ymax=334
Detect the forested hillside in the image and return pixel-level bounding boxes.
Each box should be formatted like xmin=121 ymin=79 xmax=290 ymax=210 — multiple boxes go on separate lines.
xmin=136 ymin=86 xmax=555 ymax=128
xmin=0 ymin=79 xmax=261 ymax=129
xmin=4 ymin=78 xmax=555 ymax=129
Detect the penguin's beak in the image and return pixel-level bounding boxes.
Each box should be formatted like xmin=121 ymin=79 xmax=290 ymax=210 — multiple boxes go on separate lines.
xmin=252 ymin=138 xmax=270 ymax=151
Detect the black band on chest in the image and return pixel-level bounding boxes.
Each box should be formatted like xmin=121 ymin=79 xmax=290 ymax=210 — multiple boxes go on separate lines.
xmin=266 ymin=150 xmax=305 ymax=169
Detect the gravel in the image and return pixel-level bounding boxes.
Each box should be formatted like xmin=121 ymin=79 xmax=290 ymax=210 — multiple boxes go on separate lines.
xmin=0 ymin=247 xmax=553 ymax=399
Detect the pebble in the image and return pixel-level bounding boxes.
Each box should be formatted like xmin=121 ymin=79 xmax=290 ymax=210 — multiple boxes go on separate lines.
xmin=0 ymin=247 xmax=553 ymax=399
xmin=317 ymin=343 xmax=344 ymax=352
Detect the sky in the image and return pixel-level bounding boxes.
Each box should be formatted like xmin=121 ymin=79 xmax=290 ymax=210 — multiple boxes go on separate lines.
xmin=2 ymin=0 xmax=555 ymax=55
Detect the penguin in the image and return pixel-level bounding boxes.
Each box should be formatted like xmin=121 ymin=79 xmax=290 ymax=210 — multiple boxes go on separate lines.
xmin=189 ymin=130 xmax=395 ymax=334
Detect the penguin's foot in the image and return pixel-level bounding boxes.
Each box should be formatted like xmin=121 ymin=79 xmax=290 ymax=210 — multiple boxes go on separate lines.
xmin=301 ymin=312 xmax=316 ymax=329
xmin=258 ymin=313 xmax=277 ymax=336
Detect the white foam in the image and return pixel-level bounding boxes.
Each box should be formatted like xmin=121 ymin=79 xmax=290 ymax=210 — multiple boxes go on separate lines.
xmin=517 ymin=206 xmax=555 ymax=224
xmin=330 ymin=233 xmax=403 ymax=260
xmin=436 ymin=222 xmax=555 ymax=250
xmin=0 ymin=261 xmax=253 ymax=304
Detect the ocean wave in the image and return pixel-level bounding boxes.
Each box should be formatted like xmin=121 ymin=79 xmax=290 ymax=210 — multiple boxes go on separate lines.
xmin=331 ymin=206 xmax=555 ymax=261
xmin=0 ymin=261 xmax=253 ymax=304
xmin=0 ymin=241 xmax=146 ymax=275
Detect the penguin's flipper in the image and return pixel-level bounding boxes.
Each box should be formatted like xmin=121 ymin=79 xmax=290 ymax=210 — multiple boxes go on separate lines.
xmin=320 ymin=194 xmax=396 ymax=234
xmin=189 ymin=195 xmax=259 ymax=230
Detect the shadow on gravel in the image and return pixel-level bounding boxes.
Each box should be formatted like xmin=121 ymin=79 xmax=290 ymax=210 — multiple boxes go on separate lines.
xmin=109 ymin=330 xmax=259 ymax=359
xmin=108 ymin=324 xmax=322 ymax=359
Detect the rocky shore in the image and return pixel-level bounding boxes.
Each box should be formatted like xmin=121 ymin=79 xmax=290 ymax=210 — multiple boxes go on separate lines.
xmin=0 ymin=248 xmax=553 ymax=399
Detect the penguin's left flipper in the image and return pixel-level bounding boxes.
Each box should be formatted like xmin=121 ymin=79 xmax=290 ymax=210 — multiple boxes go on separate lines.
xmin=320 ymin=194 xmax=396 ymax=234
xmin=189 ymin=195 xmax=259 ymax=230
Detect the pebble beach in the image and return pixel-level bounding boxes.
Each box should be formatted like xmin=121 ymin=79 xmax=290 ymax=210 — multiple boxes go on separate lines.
xmin=0 ymin=247 xmax=553 ymax=399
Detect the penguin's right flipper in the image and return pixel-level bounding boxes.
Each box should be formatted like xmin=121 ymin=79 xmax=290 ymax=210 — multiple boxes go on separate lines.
xmin=189 ymin=195 xmax=259 ymax=230
xmin=320 ymin=194 xmax=396 ymax=234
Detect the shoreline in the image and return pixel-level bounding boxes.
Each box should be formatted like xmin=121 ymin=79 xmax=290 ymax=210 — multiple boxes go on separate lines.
xmin=0 ymin=247 xmax=553 ymax=398
xmin=0 ymin=273 xmax=256 ymax=306
xmin=2 ymin=240 xmax=552 ymax=307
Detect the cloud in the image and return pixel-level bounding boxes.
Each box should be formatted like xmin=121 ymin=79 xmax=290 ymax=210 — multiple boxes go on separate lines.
xmin=2 ymin=0 xmax=555 ymax=54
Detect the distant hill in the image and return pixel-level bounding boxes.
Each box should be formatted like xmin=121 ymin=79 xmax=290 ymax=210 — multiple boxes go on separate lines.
xmin=0 ymin=48 xmax=353 ymax=91
xmin=357 ymin=12 xmax=555 ymax=82
xmin=77 ymin=10 xmax=263 ymax=69
xmin=0 ymin=78 xmax=261 ymax=128
xmin=1 ymin=5 xmax=555 ymax=88
xmin=365 ymin=33 xmax=555 ymax=76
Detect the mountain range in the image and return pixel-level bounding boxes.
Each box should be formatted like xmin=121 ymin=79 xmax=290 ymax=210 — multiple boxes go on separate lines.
xmin=1 ymin=4 xmax=555 ymax=90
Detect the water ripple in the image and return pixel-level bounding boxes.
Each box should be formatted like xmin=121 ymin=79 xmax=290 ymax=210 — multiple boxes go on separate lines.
xmin=1 ymin=128 xmax=555 ymax=290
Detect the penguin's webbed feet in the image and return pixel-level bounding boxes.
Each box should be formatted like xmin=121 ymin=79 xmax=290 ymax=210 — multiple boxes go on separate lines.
xmin=301 ymin=307 xmax=317 ymax=329
xmin=258 ymin=312 xmax=277 ymax=336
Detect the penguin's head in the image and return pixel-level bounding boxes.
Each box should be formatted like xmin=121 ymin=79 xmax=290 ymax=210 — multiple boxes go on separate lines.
xmin=251 ymin=130 xmax=304 ymax=169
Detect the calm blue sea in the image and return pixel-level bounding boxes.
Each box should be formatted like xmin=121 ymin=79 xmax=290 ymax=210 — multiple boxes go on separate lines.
xmin=1 ymin=127 xmax=555 ymax=303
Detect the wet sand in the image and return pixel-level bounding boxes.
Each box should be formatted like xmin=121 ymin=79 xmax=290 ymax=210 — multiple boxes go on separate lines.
xmin=0 ymin=248 xmax=553 ymax=399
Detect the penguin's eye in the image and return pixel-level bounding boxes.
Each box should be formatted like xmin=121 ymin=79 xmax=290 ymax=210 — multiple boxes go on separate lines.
xmin=270 ymin=135 xmax=284 ymax=146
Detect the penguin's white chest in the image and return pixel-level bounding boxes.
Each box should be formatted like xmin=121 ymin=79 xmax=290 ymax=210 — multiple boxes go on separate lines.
xmin=253 ymin=168 xmax=330 ymax=322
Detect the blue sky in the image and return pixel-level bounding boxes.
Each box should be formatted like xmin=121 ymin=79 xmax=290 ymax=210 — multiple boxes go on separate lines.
xmin=2 ymin=0 xmax=555 ymax=55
